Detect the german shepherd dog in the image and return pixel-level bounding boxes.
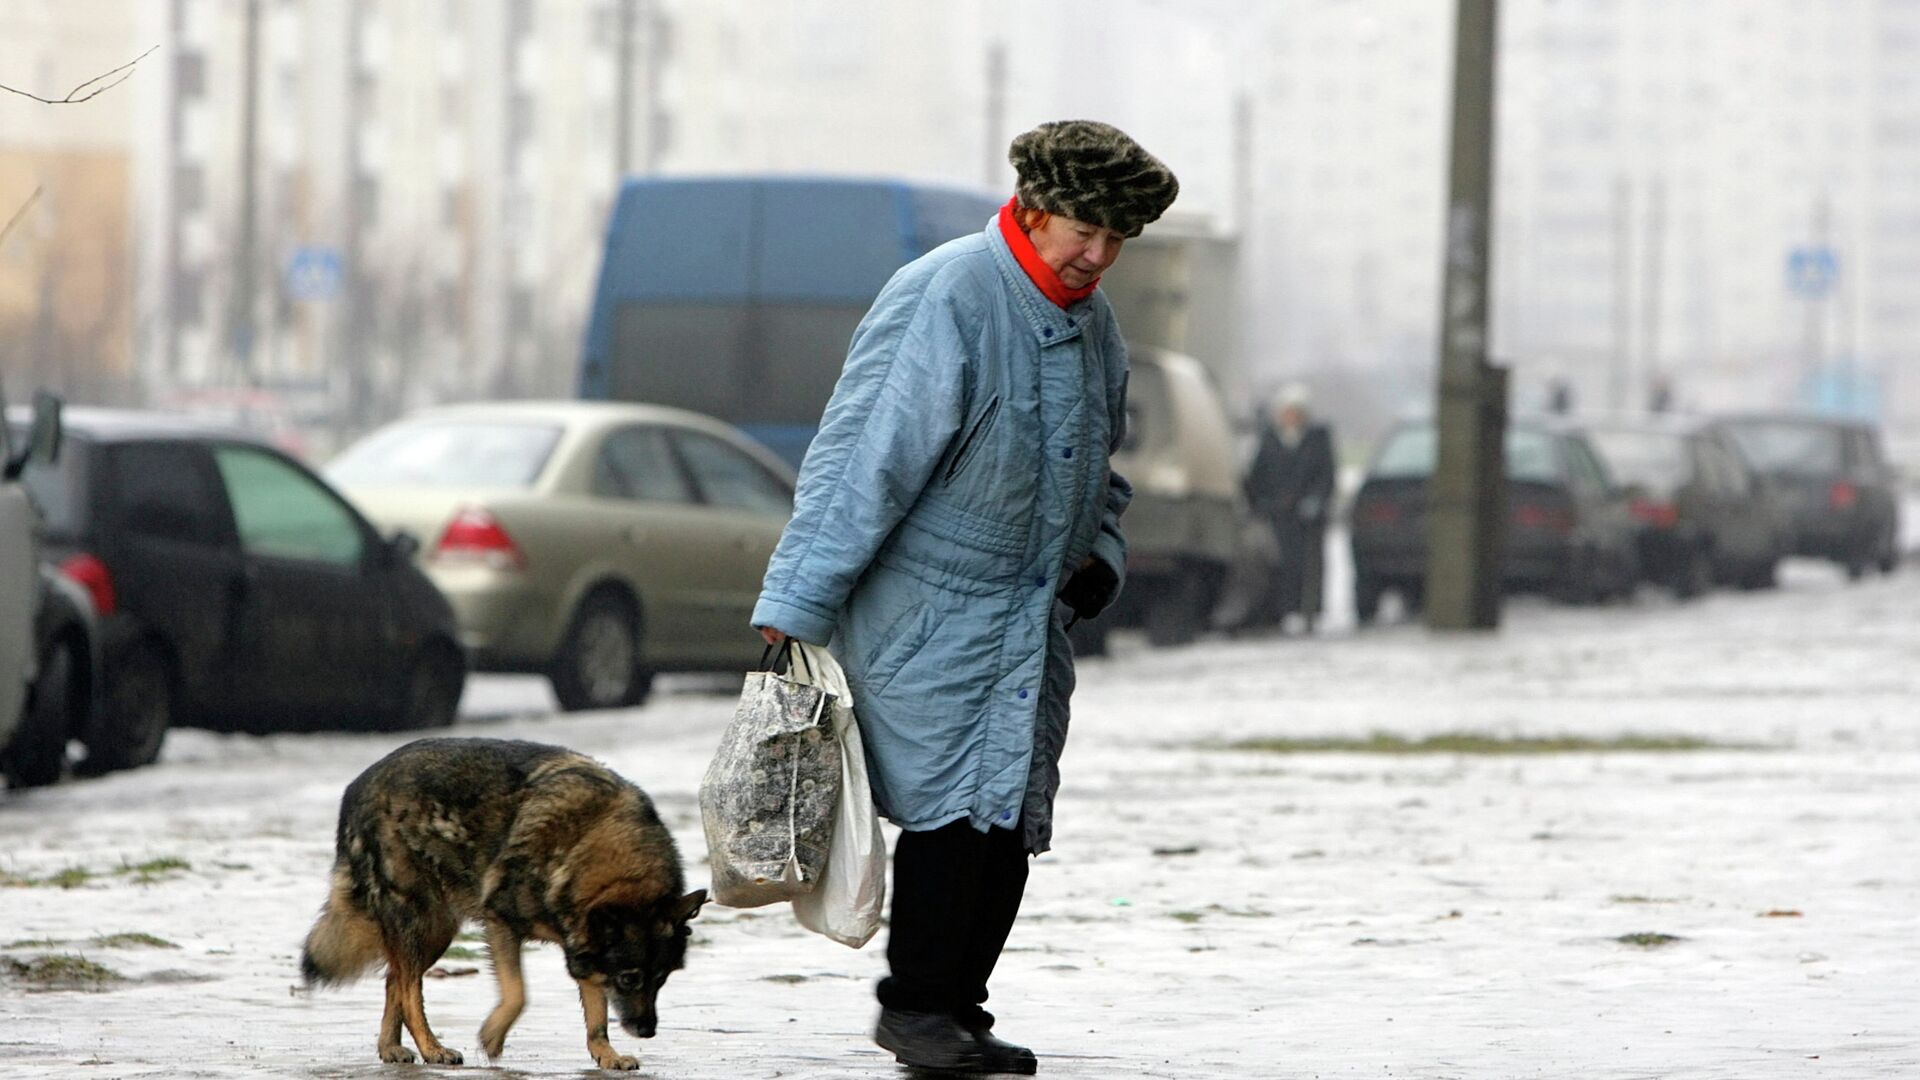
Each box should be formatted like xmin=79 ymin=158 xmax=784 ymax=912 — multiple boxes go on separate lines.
xmin=300 ymin=738 xmax=707 ymax=1070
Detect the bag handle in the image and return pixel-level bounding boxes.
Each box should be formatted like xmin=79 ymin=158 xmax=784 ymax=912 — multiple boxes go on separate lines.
xmin=758 ymin=639 xmax=815 ymax=681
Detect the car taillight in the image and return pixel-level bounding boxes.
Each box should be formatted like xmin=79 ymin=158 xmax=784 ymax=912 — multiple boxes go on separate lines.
xmin=1513 ymin=503 xmax=1574 ymax=534
xmin=1629 ymin=499 xmax=1680 ymax=529
xmin=432 ymin=507 xmax=527 ymax=570
xmin=1356 ymin=500 xmax=1401 ymax=526
xmin=60 ymin=553 xmax=117 ymax=617
xmin=1829 ymin=481 xmax=1858 ymax=510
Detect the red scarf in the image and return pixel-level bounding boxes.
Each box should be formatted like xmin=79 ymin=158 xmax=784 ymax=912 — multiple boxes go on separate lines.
xmin=998 ymin=198 xmax=1098 ymax=309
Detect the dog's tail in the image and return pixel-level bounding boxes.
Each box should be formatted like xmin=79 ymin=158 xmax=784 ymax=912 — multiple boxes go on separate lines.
xmin=300 ymin=864 xmax=385 ymax=987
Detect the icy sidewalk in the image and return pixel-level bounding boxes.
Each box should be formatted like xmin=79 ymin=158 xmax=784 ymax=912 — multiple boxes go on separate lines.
xmin=1 ymin=565 xmax=1916 ymax=1078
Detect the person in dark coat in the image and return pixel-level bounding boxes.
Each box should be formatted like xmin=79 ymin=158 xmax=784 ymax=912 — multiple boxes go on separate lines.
xmin=1243 ymin=385 xmax=1336 ymax=633
xmin=752 ymin=120 xmax=1178 ymax=1074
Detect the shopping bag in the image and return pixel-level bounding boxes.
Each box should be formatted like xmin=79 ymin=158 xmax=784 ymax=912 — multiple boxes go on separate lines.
xmin=788 ymin=641 xmax=887 ymax=948
xmin=699 ymin=642 xmax=842 ymax=908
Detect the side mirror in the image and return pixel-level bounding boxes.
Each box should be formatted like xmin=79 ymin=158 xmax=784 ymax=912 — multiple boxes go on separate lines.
xmin=4 ymin=391 xmax=62 ymax=480
xmin=387 ymin=529 xmax=422 ymax=563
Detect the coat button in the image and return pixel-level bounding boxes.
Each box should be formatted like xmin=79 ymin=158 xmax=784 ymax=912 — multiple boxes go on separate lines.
xmin=1042 ymin=327 xmax=1054 ymax=339
xmin=1034 ymin=576 xmax=1047 ymax=588
xmin=1063 ymin=448 xmax=1074 ymax=459
xmin=1000 ymin=810 xmax=1014 ymax=823
xmin=1017 ymin=689 xmax=1029 ymax=700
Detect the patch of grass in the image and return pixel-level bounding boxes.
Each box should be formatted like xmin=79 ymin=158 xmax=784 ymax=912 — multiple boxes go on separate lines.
xmin=1224 ymin=732 xmax=1748 ymax=756
xmin=2 ymin=954 xmax=126 ymax=990
xmin=456 ymin=930 xmax=488 ymax=943
xmin=1168 ymin=911 xmax=1205 ymax=924
xmin=1611 ymin=895 xmax=1682 ymax=905
xmin=1616 ymin=932 xmax=1684 ymax=948
xmin=116 ymin=857 xmax=190 ymax=883
xmin=90 ymin=933 xmax=178 ymax=950
xmin=46 ymin=867 xmax=95 ymax=889
xmin=440 ymin=946 xmax=484 ymax=961
xmin=760 ymin=973 xmax=809 ymax=984
xmin=4 ymin=938 xmax=66 ymax=949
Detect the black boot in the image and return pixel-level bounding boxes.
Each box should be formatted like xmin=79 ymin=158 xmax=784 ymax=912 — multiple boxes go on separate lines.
xmin=875 ymin=1008 xmax=987 ymax=1072
xmin=959 ymin=1012 xmax=1037 ymax=1075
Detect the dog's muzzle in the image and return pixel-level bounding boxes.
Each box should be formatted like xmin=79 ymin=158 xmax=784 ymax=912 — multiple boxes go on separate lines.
xmin=622 ymin=1017 xmax=657 ymax=1039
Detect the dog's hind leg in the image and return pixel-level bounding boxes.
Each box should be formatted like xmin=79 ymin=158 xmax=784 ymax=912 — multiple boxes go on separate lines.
xmin=387 ymin=942 xmax=464 ymax=1066
xmin=575 ymin=978 xmax=639 ymax=1071
xmin=378 ymin=966 xmax=415 ymax=1064
xmin=476 ymin=920 xmax=526 ymax=1061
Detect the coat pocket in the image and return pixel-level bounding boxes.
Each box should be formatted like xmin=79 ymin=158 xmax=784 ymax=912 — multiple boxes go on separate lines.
xmin=858 ymin=600 xmax=941 ymax=697
xmin=943 ymin=396 xmax=1002 ymax=485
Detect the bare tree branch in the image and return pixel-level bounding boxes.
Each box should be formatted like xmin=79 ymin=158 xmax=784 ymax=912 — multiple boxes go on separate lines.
xmin=0 ymin=46 xmax=158 ymax=105
xmin=0 ymin=187 xmax=44 ymax=253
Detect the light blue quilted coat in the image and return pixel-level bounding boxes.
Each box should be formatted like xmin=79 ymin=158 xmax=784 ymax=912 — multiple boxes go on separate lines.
xmin=750 ymin=217 xmax=1131 ymax=853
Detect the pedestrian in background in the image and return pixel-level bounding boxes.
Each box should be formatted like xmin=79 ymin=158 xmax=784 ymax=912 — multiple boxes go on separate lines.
xmin=751 ymin=120 xmax=1178 ymax=1073
xmin=1244 ymin=384 xmax=1336 ymax=634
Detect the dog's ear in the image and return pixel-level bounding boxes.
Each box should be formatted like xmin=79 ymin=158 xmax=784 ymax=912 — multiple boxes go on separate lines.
xmin=668 ymin=888 xmax=708 ymax=926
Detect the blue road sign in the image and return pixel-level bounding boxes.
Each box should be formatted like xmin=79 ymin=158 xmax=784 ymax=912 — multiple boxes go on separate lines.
xmin=1786 ymin=246 xmax=1839 ymax=299
xmin=285 ymin=246 xmax=343 ymax=302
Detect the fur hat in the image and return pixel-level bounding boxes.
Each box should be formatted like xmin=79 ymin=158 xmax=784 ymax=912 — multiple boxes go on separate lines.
xmin=1009 ymin=120 xmax=1179 ymax=238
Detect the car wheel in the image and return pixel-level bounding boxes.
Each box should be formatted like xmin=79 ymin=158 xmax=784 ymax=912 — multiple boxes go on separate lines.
xmin=1673 ymin=547 xmax=1712 ymax=601
xmin=1877 ymin=528 xmax=1900 ymax=575
xmin=385 ymin=642 xmax=466 ymax=731
xmin=81 ymin=640 xmax=171 ymax=775
xmin=5 ymin=638 xmax=76 ymax=789
xmin=1742 ymin=558 xmax=1780 ymax=591
xmin=1354 ymin=574 xmax=1384 ymax=626
xmin=550 ymin=592 xmax=652 ymax=711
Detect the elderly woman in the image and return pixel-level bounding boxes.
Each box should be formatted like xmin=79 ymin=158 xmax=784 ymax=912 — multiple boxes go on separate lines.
xmin=752 ymin=120 xmax=1177 ymax=1073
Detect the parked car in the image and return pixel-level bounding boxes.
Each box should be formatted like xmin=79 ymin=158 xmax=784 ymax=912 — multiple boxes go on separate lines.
xmin=2 ymin=389 xmax=76 ymax=787
xmin=1711 ymin=413 xmax=1901 ymax=579
xmin=12 ymin=408 xmax=465 ymax=759
xmin=1076 ymin=347 xmax=1248 ymax=651
xmin=328 ymin=401 xmax=795 ymax=711
xmin=1349 ymin=418 xmax=1639 ymax=623
xmin=1584 ymin=417 xmax=1790 ymax=596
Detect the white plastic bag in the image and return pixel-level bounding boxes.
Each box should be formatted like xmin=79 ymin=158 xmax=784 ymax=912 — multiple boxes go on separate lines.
xmin=787 ymin=641 xmax=887 ymax=948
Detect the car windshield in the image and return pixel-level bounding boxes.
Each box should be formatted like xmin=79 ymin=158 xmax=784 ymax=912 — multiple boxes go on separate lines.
xmin=1720 ymin=421 xmax=1844 ymax=476
xmin=1587 ymin=429 xmax=1688 ymax=492
xmin=327 ymin=421 xmax=563 ymax=488
xmin=1369 ymin=425 xmax=1560 ymax=483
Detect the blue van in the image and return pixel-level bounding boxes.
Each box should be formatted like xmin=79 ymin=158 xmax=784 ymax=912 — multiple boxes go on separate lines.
xmin=580 ymin=176 xmax=998 ymax=468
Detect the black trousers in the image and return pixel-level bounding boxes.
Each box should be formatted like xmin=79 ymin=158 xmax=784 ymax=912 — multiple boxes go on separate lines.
xmin=878 ymin=817 xmax=1030 ymax=1022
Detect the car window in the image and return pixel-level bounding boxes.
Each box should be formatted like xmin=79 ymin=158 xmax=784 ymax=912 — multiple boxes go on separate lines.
xmin=327 ymin=421 xmax=563 ymax=489
xmin=1587 ymin=429 xmax=1687 ymax=492
xmin=593 ymin=426 xmax=693 ymax=503
xmin=1721 ymin=421 xmax=1844 ymax=476
xmin=1562 ymin=437 xmax=1611 ymax=496
xmin=110 ymin=442 xmax=232 ymax=546
xmin=671 ymin=431 xmax=792 ymax=514
xmin=1368 ymin=426 xmax=1560 ymax=484
xmin=214 ymin=446 xmax=366 ymax=566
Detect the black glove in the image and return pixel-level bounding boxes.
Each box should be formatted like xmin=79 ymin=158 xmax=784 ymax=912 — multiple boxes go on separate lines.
xmin=1057 ymin=558 xmax=1120 ymax=622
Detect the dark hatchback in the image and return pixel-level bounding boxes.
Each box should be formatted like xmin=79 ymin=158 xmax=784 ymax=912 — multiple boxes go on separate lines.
xmin=1711 ymin=414 xmax=1901 ymax=579
xmin=1349 ymin=419 xmax=1639 ymax=623
xmin=1584 ymin=418 xmax=1789 ymax=596
xmin=13 ymin=409 xmax=465 ymax=769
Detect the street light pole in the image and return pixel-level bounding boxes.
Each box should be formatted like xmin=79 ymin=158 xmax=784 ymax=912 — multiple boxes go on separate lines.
xmin=1426 ymin=0 xmax=1507 ymax=632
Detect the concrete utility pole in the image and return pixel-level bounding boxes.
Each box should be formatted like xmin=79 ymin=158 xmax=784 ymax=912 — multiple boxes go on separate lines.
xmin=227 ymin=0 xmax=262 ymax=384
xmin=1610 ymin=175 xmax=1632 ymax=413
xmin=1640 ymin=174 xmax=1665 ymax=411
xmin=1426 ymin=0 xmax=1508 ymax=632
xmin=615 ymin=0 xmax=637 ymax=177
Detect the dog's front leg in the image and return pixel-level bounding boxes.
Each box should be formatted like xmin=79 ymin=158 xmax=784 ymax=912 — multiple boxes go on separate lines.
xmin=379 ymin=967 xmax=414 ymax=1063
xmin=576 ymin=978 xmax=639 ymax=1071
xmin=477 ymin=922 xmax=527 ymax=1061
